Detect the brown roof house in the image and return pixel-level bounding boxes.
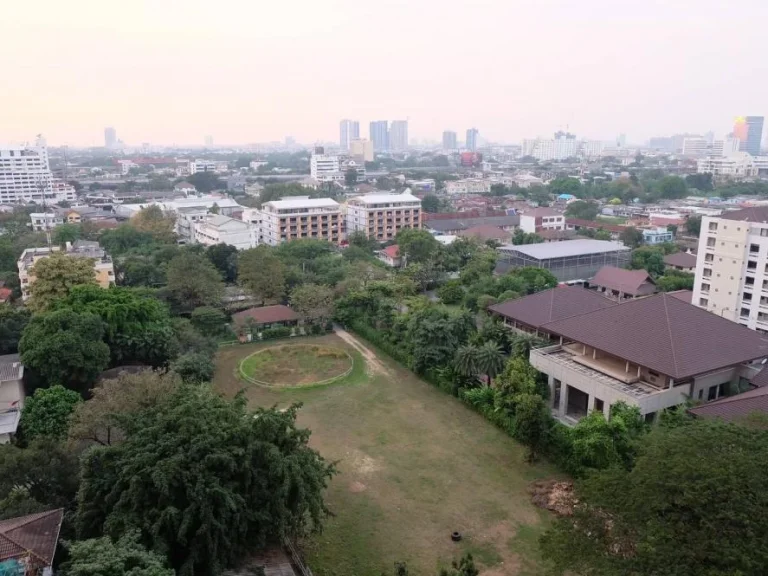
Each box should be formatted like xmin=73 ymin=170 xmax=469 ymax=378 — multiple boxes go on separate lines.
xmin=529 ymin=293 xmax=768 ymax=424
xmin=377 ymin=245 xmax=402 ymax=267
xmin=457 ymin=225 xmax=511 ymax=243
xmin=232 ymin=305 xmax=300 ymax=341
xmin=663 ymin=251 xmax=697 ymax=273
xmin=0 ymin=509 xmax=63 ymax=574
xmin=688 ymin=385 xmax=768 ymax=422
xmin=590 ymin=266 xmax=657 ymax=300
xmin=488 ymin=286 xmax=615 ymax=337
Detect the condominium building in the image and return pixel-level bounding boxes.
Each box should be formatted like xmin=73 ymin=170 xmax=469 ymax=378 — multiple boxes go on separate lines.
xmin=389 ymin=120 xmax=408 ymax=151
xmin=696 ymin=152 xmax=768 ymax=179
xmin=0 ymin=142 xmax=76 ymax=204
xmin=444 ymin=178 xmax=492 ymax=195
xmin=18 ymin=241 xmax=115 ymax=301
xmin=466 ymin=128 xmax=479 ymax=152
xmin=370 ymin=121 xmax=389 ymax=151
xmin=442 ymin=130 xmax=457 ymax=150
xmin=309 ymin=154 xmax=343 ymax=183
xmin=346 ymin=192 xmax=421 ymax=241
xmin=194 ymin=214 xmax=256 ymax=250
xmin=733 ymin=116 xmax=764 ymax=156
xmin=260 ymin=197 xmax=342 ymax=246
xmin=190 ymin=159 xmax=229 ymax=174
xmin=521 ymin=135 xmax=578 ymax=161
xmin=692 ymin=207 xmax=768 ymax=333
xmin=339 ymin=119 xmax=360 ymax=150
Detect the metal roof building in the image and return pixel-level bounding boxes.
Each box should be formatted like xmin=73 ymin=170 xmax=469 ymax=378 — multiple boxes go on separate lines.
xmin=496 ymin=239 xmax=630 ymax=281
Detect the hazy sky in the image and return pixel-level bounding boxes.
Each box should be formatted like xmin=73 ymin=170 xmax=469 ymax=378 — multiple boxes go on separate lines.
xmin=2 ymin=0 xmax=767 ymax=147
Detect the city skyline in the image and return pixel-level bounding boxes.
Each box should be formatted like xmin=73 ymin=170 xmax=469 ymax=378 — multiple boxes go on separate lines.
xmin=2 ymin=0 xmax=767 ymax=146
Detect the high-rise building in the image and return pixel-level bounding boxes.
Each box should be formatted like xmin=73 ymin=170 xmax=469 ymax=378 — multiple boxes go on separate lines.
xmin=204 ymin=135 xmax=213 ymax=147
xmin=0 ymin=142 xmax=75 ymax=204
xmin=389 ymin=120 xmax=408 ymax=151
xmin=339 ymin=119 xmax=360 ymax=150
xmin=310 ymin=154 xmax=343 ymax=182
xmin=733 ymin=116 xmax=764 ymax=156
xmin=260 ymin=198 xmax=342 ymax=246
xmin=104 ymin=127 xmax=117 ymax=149
xmin=369 ymin=121 xmax=389 ymax=151
xmin=466 ymin=128 xmax=479 ymax=151
xmin=442 ymin=130 xmax=457 ymax=150
xmin=350 ymin=139 xmax=374 ymax=162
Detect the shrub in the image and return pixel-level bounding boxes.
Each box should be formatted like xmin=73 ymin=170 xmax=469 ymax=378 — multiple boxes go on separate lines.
xmin=437 ymin=280 xmax=464 ymax=305
xmin=261 ymin=326 xmax=292 ymax=340
xmin=476 ymin=294 xmax=498 ymax=310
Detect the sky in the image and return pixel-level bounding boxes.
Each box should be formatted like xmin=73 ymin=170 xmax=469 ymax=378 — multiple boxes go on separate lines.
xmin=2 ymin=0 xmax=767 ymax=147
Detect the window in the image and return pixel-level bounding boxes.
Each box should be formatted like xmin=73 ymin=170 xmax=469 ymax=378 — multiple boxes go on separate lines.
xmin=594 ymin=398 xmax=604 ymax=413
xmin=744 ymin=292 xmax=753 ymax=301
xmin=741 ymin=307 xmax=750 ymax=318
xmin=748 ymin=260 xmax=758 ymax=270
xmin=699 ymin=298 xmax=709 ymax=307
xmin=648 ymin=370 xmax=659 ymax=378
xmin=705 ymin=253 xmax=714 ymax=262
xmin=701 ymin=283 xmax=710 ymax=292
xmin=718 ymin=383 xmax=728 ymax=398
xmin=707 ymin=237 xmax=716 ymax=247
xmin=760 ymin=229 xmax=768 ymax=237
xmin=751 ymin=244 xmax=760 ymax=254
xmin=708 ymin=386 xmax=718 ymax=401
xmin=708 ymin=222 xmax=718 ymax=232
xmin=746 ymin=277 xmax=755 ymax=286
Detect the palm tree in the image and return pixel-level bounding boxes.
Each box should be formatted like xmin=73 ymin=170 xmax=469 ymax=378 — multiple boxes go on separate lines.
xmin=454 ymin=345 xmax=479 ymax=379
xmin=475 ymin=341 xmax=506 ymax=387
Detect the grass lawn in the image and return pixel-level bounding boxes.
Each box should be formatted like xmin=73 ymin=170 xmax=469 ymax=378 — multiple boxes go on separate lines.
xmin=596 ymin=215 xmax=628 ymax=225
xmin=215 ymin=334 xmax=557 ymax=576
xmin=240 ymin=344 xmax=352 ymax=387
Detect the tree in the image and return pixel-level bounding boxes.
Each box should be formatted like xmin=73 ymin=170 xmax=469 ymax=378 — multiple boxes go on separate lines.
xmin=619 ymin=226 xmax=644 ymax=248
xmin=68 ymin=371 xmax=181 ymax=446
xmin=475 ymin=342 xmax=505 ymax=386
xmin=208 ymin=202 xmax=220 ymax=215
xmin=407 ymin=307 xmax=475 ymax=374
xmin=656 ymin=270 xmax=694 ymax=292
xmin=290 ymin=283 xmax=334 ymax=323
xmin=52 ymin=223 xmax=81 ymax=245
xmin=685 ymin=214 xmax=702 ymax=237
xmin=99 ymin=225 xmax=155 ymax=255
xmin=565 ymin=200 xmax=599 ymax=220
xmin=166 ymin=251 xmax=225 ymax=309
xmin=76 ymin=389 xmax=335 ymax=576
xmin=239 ymin=246 xmax=286 ymax=305
xmin=20 ymin=310 xmax=110 ymax=392
xmin=0 ymin=306 xmax=30 ymax=354
xmin=345 ymin=167 xmax=358 ymax=186
xmin=549 ymin=177 xmax=583 ymax=198
xmin=422 ymin=194 xmax=441 ymax=213
xmin=656 ymin=175 xmax=688 ymax=199
xmin=58 ymin=285 xmax=175 ymax=367
xmin=437 ymin=280 xmax=464 ymax=304
xmin=512 ymin=392 xmax=550 ymax=461
xmin=27 ymin=252 xmax=98 ymax=312
xmin=206 ymin=243 xmax=239 ymax=283
xmin=186 ymin=171 xmax=225 ymax=193
xmin=171 ymin=352 xmax=215 ymax=383
xmin=396 ymin=229 xmax=441 ymax=265
xmin=130 ymin=205 xmax=176 ymax=243
xmin=190 ymin=306 xmax=226 ymax=335
xmin=629 ymin=246 xmax=665 ymax=276
xmin=63 ymin=531 xmax=174 ymax=576
xmin=20 ymin=385 xmax=81 ymax=441
xmin=541 ymin=419 xmax=768 ymax=576
xmin=511 ymin=229 xmax=544 ymax=245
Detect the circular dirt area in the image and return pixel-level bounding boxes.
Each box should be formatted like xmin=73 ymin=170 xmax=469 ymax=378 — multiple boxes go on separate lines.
xmin=239 ymin=344 xmax=353 ymax=387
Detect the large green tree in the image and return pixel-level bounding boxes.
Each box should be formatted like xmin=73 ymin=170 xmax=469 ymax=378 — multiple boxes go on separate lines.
xmin=28 ymin=252 xmax=98 ymax=312
xmin=205 ymin=243 xmax=239 ymax=283
xmin=76 ymin=388 xmax=335 ymax=576
xmin=290 ymin=283 xmax=334 ymax=323
xmin=238 ymin=246 xmax=286 ymax=305
xmin=166 ymin=251 xmax=225 ymax=310
xmin=130 ymin=205 xmax=177 ymax=243
xmin=19 ymin=309 xmax=110 ymax=392
xmin=58 ymin=285 xmax=175 ymax=367
xmin=63 ymin=531 xmax=174 ymax=576
xmin=564 ymin=200 xmax=599 ymax=220
xmin=629 ymin=246 xmax=665 ymax=276
xmin=19 ymin=385 xmax=81 ymax=441
xmin=396 ymin=229 xmax=441 ymax=265
xmin=0 ymin=305 xmax=30 ymax=354
xmin=541 ymin=419 xmax=768 ymax=576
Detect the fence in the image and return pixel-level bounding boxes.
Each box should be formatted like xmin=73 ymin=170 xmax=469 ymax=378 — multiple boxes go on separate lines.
xmin=284 ymin=539 xmax=313 ymax=576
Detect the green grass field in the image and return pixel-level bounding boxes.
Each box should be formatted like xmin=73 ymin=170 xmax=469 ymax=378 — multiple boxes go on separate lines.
xmin=239 ymin=344 xmax=353 ymax=387
xmin=215 ymin=334 xmax=556 ymax=576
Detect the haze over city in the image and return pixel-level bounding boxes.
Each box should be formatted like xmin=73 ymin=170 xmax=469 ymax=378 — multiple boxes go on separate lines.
xmin=2 ymin=0 xmax=767 ymax=146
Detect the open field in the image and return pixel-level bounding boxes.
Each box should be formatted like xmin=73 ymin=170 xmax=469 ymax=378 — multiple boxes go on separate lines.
xmin=215 ymin=333 xmax=557 ymax=576
xmin=240 ymin=344 xmax=353 ymax=387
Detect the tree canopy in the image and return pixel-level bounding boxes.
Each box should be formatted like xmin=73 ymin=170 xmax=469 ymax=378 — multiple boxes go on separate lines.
xmin=28 ymin=252 xmax=98 ymax=312
xmin=19 ymin=385 xmax=81 ymax=441
xmin=239 ymin=246 xmax=287 ymax=305
xmin=62 ymin=531 xmax=174 ymax=576
xmin=130 ymin=206 xmax=177 ymax=243
xmin=166 ymin=251 xmax=225 ymax=310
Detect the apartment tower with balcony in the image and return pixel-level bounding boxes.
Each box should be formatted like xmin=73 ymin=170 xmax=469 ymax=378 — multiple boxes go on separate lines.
xmin=346 ymin=192 xmax=421 ymax=241
xmin=259 ymin=197 xmax=342 ymax=246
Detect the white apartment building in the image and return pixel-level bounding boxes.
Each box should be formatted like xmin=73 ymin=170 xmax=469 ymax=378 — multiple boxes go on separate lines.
xmin=0 ymin=354 xmax=24 ymax=444
xmin=521 ymin=137 xmax=579 ymax=161
xmin=580 ymin=141 xmax=605 ymax=159
xmin=0 ymin=143 xmax=76 ymax=204
xmin=696 ymin=152 xmax=768 ymax=179
xmin=29 ymin=212 xmax=64 ymax=232
xmin=682 ymin=137 xmax=709 ymax=157
xmin=346 ymin=192 xmax=421 ymax=241
xmin=519 ymin=208 xmax=566 ymax=234
xmin=310 ymin=154 xmax=344 ymax=183
xmin=445 ymin=179 xmax=492 ymax=195
xmin=260 ymin=197 xmax=342 ymax=246
xmin=693 ymin=208 xmax=768 ymax=332
xmin=190 ymin=160 xmax=229 ymax=174
xmin=194 ymin=214 xmax=256 ymax=250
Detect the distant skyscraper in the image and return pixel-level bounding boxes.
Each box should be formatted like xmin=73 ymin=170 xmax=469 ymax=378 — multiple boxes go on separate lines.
xmin=339 ymin=119 xmax=360 ymax=150
xmin=733 ymin=116 xmax=764 ymax=156
xmin=617 ymin=133 xmax=627 ymax=147
xmin=389 ymin=120 xmax=408 ymax=151
xmin=370 ymin=121 xmax=389 ymax=151
xmin=204 ymin=135 xmax=213 ymax=147
xmin=442 ymin=131 xmax=457 ymax=150
xmin=104 ymin=127 xmax=117 ymax=149
xmin=466 ymin=128 xmax=479 ymax=152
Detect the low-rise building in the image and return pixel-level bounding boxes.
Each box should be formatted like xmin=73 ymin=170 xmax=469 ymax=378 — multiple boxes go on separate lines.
xmin=260 ymin=197 xmax=342 ymax=246
xmin=346 ymin=192 xmax=421 ymax=241
xmin=0 ymin=354 xmax=24 ymax=444
xmin=529 ymin=292 xmax=768 ymax=423
xmin=519 ymin=208 xmax=565 ymax=234
xmin=642 ymin=226 xmax=674 ymax=245
xmin=664 ymin=251 xmax=697 ymax=272
xmin=445 ymin=179 xmax=492 ymax=195
xmin=589 ymin=266 xmax=656 ymax=300
xmin=194 ymin=214 xmax=256 ymax=250
xmin=378 ymin=245 xmax=402 ymax=267
xmin=424 ymin=214 xmax=519 ymax=235
xmin=310 ymin=154 xmax=344 ymax=183
xmin=18 ymin=241 xmax=115 ymax=301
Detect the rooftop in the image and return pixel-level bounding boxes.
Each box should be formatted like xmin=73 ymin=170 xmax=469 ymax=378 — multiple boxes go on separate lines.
xmin=350 ymin=192 xmax=420 ymax=204
xmin=264 ymin=197 xmax=340 ymax=209
xmin=489 ymin=286 xmax=616 ymax=330
xmin=0 ymin=509 xmax=64 ymax=567
xmin=498 ymin=239 xmax=629 ymax=260
xmin=720 ymin=206 xmax=768 ymax=223
xmin=425 ymin=215 xmax=519 ymax=232
xmin=590 ymin=266 xmax=656 ymax=297
xmin=689 ymin=386 xmax=768 ymax=421
xmin=457 ymin=225 xmax=511 ymax=241
xmin=523 ymin=207 xmax=561 ymax=218
xmin=541 ymin=293 xmax=768 ymax=380
xmin=232 ymin=305 xmax=300 ymax=325
xmin=565 ymin=217 xmax=627 ymax=233
xmin=663 ymin=251 xmax=697 ymax=268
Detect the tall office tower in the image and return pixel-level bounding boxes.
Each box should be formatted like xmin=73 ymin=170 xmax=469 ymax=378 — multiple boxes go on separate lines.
xmin=389 ymin=120 xmax=408 ymax=151
xmin=339 ymin=119 xmax=360 ymax=150
xmin=370 ymin=121 xmax=389 ymax=151
xmin=204 ymin=135 xmax=213 ymax=147
xmin=466 ymin=128 xmax=479 ymax=151
xmin=733 ymin=116 xmax=765 ymax=156
xmin=104 ymin=127 xmax=117 ymax=149
xmin=442 ymin=131 xmax=457 ymax=150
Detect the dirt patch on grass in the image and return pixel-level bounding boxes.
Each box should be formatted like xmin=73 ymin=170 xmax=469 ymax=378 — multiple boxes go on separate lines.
xmin=240 ymin=344 xmax=352 ymax=387
xmin=529 ymin=479 xmax=575 ymax=517
xmin=333 ymin=327 xmax=389 ymax=376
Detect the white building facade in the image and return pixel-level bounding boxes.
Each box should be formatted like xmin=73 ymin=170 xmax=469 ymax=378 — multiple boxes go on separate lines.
xmin=310 ymin=154 xmax=344 ymax=183
xmin=445 ymin=179 xmax=492 ymax=195
xmin=194 ymin=214 xmax=256 ymax=250
xmin=0 ymin=143 xmax=75 ymax=203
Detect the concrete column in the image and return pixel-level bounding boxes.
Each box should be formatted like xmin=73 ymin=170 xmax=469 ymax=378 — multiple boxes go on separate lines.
xmin=602 ymin=402 xmax=611 ymax=419
xmin=558 ymin=384 xmax=568 ymax=416
xmin=587 ymin=394 xmax=595 ymax=413
xmin=548 ymin=376 xmax=556 ymax=408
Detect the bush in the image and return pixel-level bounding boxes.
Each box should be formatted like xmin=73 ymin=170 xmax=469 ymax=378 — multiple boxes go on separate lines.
xmin=309 ymin=323 xmax=325 ymax=335
xmin=476 ymin=294 xmax=498 ymax=310
xmin=261 ymin=326 xmax=292 ymax=340
xmin=171 ymin=352 xmax=215 ymax=383
xmin=437 ymin=280 xmax=464 ymax=305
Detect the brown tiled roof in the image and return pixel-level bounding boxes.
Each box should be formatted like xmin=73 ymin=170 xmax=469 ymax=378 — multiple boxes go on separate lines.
xmin=0 ymin=509 xmax=63 ymax=566
xmin=524 ymin=207 xmax=561 ymax=218
xmin=541 ymin=293 xmax=768 ymax=379
xmin=232 ymin=305 xmax=299 ymax=325
xmin=457 ymin=225 xmax=511 ymax=241
xmin=488 ymin=286 xmax=616 ymax=330
xmin=689 ymin=386 xmax=768 ymax=421
xmin=750 ymin=367 xmax=768 ymax=388
xmin=591 ymin=266 xmax=656 ymax=297
xmin=720 ymin=206 xmax=768 ymax=223
xmin=667 ymin=290 xmax=693 ymax=304
xmin=663 ymin=252 xmax=697 ymax=268
xmin=537 ymin=229 xmax=577 ymax=240
xmin=381 ymin=245 xmax=400 ymax=258
xmin=565 ymin=218 xmax=627 ymax=233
